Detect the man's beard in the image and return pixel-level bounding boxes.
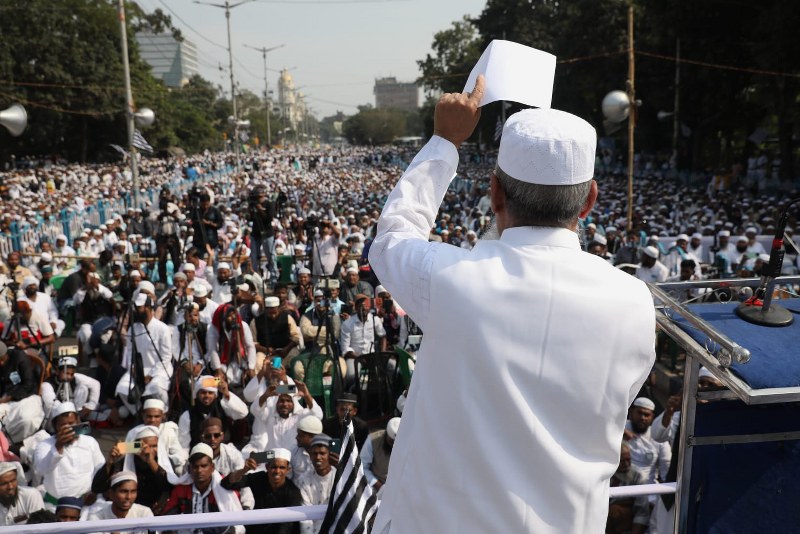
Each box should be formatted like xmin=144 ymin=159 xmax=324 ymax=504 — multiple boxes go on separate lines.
xmin=481 ymin=216 xmax=500 ymax=241
xmin=0 ymin=492 xmax=17 ymax=508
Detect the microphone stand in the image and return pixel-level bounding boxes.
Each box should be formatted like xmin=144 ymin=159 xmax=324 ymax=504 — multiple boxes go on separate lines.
xmin=735 ymin=196 xmax=800 ymax=327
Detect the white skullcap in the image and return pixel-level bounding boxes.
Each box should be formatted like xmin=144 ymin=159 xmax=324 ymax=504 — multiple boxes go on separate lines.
xmin=745 ymin=226 xmax=758 ymax=234
xmin=134 ymin=293 xmax=149 ymax=307
xmin=0 ymin=462 xmax=17 ymax=476
xmin=192 ymin=284 xmax=208 ymax=298
xmin=217 ymin=262 xmax=231 ymax=271
xmin=190 ymin=443 xmax=214 ymax=460
xmin=698 ymin=366 xmax=715 ymax=380
xmin=129 ymin=270 xmax=142 ymax=278
xmin=298 ymin=267 xmax=311 ymax=275
xmin=143 ymin=398 xmax=166 ymax=412
xmin=718 ymin=230 xmax=731 ymax=237
xmin=386 ymin=417 xmax=401 ymax=440
xmin=758 ymin=254 xmax=771 ymax=263
xmin=605 ymin=226 xmax=617 ymax=233
xmin=51 ymin=401 xmax=77 ymax=420
xmin=375 ymin=285 xmax=388 ymax=295
xmin=88 ymin=272 xmax=101 ymax=280
xmin=642 ymin=246 xmax=659 ymax=259
xmin=346 ymin=266 xmax=358 ymax=274
xmin=237 ymin=283 xmax=251 ymax=292
xmin=58 ymin=356 xmax=78 ymax=367
xmin=196 ymin=376 xmax=218 ymax=393
xmin=676 ymin=233 xmax=689 ymax=242
xmin=497 ymin=109 xmax=596 ymax=185
xmin=587 ymin=223 xmax=596 ymax=229
xmin=313 ymin=289 xmax=324 ymax=297
xmin=40 ymin=252 xmax=53 ymax=262
xmin=592 ymin=234 xmax=607 ymax=246
xmin=264 ymin=296 xmax=280 ymax=308
xmin=135 ymin=425 xmax=159 ymax=439
xmin=271 ymin=448 xmax=292 ymax=462
xmin=181 ymin=263 xmax=196 ymax=272
xmin=22 ymin=276 xmax=38 ymax=288
xmin=691 ymin=232 xmax=703 ymax=239
xmin=632 ymin=397 xmax=655 ymax=411
xmin=56 ymin=234 xmax=67 ymax=242
xmin=138 ymin=281 xmax=155 ymax=295
xmin=167 ymin=203 xmax=179 ymax=214
xmin=297 ymin=415 xmax=323 ymax=435
xmin=110 ymin=470 xmax=138 ymax=487
xmin=105 ymin=219 xmax=115 ymax=225
xmin=99 ymin=224 xmax=107 ymax=231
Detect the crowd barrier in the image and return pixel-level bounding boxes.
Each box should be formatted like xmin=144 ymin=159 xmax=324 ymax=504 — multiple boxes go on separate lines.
xmin=0 ymin=167 xmax=231 ymax=257
xmin=0 ymin=484 xmax=676 ymax=533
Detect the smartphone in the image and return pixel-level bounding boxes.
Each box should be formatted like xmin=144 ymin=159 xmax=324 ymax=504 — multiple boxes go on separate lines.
xmin=250 ymin=450 xmax=276 ymax=464
xmin=119 ymin=440 xmax=142 ymax=454
xmin=276 ymin=384 xmax=297 ymax=395
xmin=340 ymin=304 xmax=353 ymax=316
xmin=329 ymin=439 xmax=342 ymax=455
xmin=71 ymin=422 xmax=91 ymax=436
xmin=272 ymin=356 xmax=282 ymax=369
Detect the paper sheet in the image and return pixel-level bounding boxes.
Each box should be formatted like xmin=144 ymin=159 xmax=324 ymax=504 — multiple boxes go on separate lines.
xmin=463 ymin=40 xmax=556 ymax=109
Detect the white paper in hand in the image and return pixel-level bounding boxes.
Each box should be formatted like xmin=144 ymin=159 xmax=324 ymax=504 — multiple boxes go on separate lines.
xmin=463 ymin=40 xmax=556 ymax=109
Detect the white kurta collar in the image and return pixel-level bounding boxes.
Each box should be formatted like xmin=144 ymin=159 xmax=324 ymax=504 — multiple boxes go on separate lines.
xmin=499 ymin=226 xmax=581 ymax=250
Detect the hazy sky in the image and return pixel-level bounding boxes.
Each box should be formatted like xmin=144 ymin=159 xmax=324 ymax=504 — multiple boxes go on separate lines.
xmin=146 ymin=0 xmax=488 ymax=118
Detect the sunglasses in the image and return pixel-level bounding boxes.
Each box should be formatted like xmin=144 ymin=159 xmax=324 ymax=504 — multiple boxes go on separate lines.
xmin=203 ymin=432 xmax=223 ymax=439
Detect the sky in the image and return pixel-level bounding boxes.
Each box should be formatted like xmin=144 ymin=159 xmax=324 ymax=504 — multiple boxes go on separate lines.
xmin=145 ymin=0 xmax=488 ymax=118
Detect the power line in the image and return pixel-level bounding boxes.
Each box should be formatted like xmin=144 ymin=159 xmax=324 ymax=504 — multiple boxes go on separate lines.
xmin=155 ymin=0 xmax=227 ymax=50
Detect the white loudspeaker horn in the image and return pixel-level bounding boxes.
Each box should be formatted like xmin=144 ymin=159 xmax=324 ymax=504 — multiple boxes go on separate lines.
xmin=657 ymin=110 xmax=674 ymax=121
xmin=134 ymin=107 xmax=155 ymax=128
xmin=0 ymin=104 xmax=27 ymax=137
xmin=602 ymin=90 xmax=631 ymax=123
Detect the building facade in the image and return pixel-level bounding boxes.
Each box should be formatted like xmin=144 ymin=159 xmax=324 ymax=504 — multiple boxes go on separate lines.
xmin=374 ymin=77 xmax=418 ymax=112
xmin=278 ymin=69 xmax=307 ymax=136
xmin=135 ymin=32 xmax=199 ymax=88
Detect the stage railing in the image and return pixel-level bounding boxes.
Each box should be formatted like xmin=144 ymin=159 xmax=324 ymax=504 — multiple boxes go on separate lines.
xmin=0 ymin=484 xmax=676 ymax=533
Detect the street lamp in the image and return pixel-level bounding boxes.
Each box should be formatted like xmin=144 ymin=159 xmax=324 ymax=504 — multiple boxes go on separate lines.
xmin=244 ymin=43 xmax=284 ymax=148
xmin=194 ymin=0 xmax=254 ymax=173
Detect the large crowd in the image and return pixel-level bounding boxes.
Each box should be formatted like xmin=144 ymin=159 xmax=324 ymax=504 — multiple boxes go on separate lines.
xmin=0 ymin=143 xmax=796 ymax=531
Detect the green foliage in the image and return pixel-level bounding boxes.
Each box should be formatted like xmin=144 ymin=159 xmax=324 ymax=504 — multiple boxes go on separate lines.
xmin=342 ymin=108 xmax=417 ymax=145
xmin=417 ymin=15 xmax=482 ymax=96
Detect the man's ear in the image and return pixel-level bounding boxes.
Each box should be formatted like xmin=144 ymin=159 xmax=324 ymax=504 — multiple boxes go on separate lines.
xmin=490 ymin=173 xmax=505 ymax=216
xmin=578 ymin=180 xmax=598 ymax=220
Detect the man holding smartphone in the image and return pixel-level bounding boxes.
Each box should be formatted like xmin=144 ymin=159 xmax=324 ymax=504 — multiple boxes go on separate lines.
xmin=32 ymin=402 xmax=105 ymax=511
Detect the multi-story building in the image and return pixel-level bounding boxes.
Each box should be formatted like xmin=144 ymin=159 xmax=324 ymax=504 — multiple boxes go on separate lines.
xmin=374 ymin=77 xmax=418 ymax=111
xmin=135 ymin=32 xmax=199 ymax=88
xmin=278 ymin=69 xmax=306 ymax=134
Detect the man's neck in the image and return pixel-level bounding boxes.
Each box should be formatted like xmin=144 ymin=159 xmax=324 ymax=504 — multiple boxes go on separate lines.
xmin=195 ymin=480 xmax=212 ymax=494
xmin=268 ymin=479 xmax=286 ymax=492
xmin=111 ymin=504 xmax=129 ymax=518
xmin=315 ymin=466 xmax=331 ymax=477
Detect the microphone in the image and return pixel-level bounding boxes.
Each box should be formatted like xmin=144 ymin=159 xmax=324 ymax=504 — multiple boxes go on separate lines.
xmin=736 ymin=196 xmax=800 ymax=327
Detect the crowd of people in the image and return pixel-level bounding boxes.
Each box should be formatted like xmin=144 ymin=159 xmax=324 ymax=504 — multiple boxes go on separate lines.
xmin=0 ymin=140 xmax=795 ymax=531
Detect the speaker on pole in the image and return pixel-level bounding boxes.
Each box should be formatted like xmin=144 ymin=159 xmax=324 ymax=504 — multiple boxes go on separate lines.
xmin=0 ymin=104 xmax=27 ymax=137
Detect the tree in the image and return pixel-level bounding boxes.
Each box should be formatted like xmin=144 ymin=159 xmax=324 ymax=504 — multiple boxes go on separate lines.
xmin=343 ymin=107 xmax=409 ymax=145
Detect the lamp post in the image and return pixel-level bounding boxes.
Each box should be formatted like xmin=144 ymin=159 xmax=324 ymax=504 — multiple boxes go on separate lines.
xmin=117 ymin=0 xmax=155 ymax=209
xmin=245 ymin=43 xmax=284 ymax=148
xmin=195 ymin=0 xmax=254 ymax=173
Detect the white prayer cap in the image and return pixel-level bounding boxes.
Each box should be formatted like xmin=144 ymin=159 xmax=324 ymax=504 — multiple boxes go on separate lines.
xmin=40 ymin=252 xmax=53 ymax=262
xmin=129 ymin=270 xmax=142 ymax=278
xmin=51 ymin=401 xmax=77 ymax=420
xmin=605 ymin=226 xmax=617 ymax=233
xmin=294 ymin=244 xmax=306 ymax=252
xmin=745 ymin=226 xmax=758 ymax=234
xmin=676 ymin=233 xmax=689 ymax=242
xmin=642 ymin=246 xmax=659 ymax=259
xmin=134 ymin=293 xmax=149 ymax=307
xmin=181 ymin=263 xmax=196 ymax=272
xmin=375 ymin=285 xmax=388 ymax=296
xmin=166 ymin=202 xmax=179 ymax=214
xmin=298 ymin=267 xmax=311 ymax=275
xmin=0 ymin=462 xmax=17 ymax=476
xmin=88 ymin=272 xmax=101 ymax=280
xmin=718 ymin=230 xmax=731 ymax=237
xmin=271 ymin=448 xmax=292 ymax=462
xmin=264 ymin=296 xmax=280 ymax=308
xmin=196 ymin=376 xmax=218 ymax=393
xmin=135 ymin=425 xmax=160 ymax=439
xmin=698 ymin=366 xmax=715 ymax=380
xmin=191 ymin=284 xmax=208 ymax=298
xmin=217 ymin=262 xmax=231 ymax=271
xmin=105 ymin=219 xmax=115 ymax=225
xmin=138 ymin=281 xmax=156 ymax=295
xmin=143 ymin=398 xmax=166 ymax=412
xmin=632 ymin=397 xmax=656 ymax=411
xmin=297 ymin=415 xmax=323 ymax=435
xmin=313 ymin=289 xmax=324 ymax=297
xmin=237 ymin=283 xmax=251 ymax=292
xmin=22 ymin=276 xmax=38 ymax=288
xmin=592 ymin=234 xmax=607 ymax=246
xmin=497 ymin=109 xmax=596 ymax=185
xmin=58 ymin=356 xmax=78 ymax=368
xmin=56 ymin=233 xmax=67 ymax=242
xmin=466 ymin=230 xmax=477 ymax=237
xmin=346 ymin=266 xmax=358 ymax=274
xmin=691 ymin=232 xmax=703 ymax=239
xmin=190 ymin=443 xmax=214 ymax=460
xmin=386 ymin=417 xmax=401 ymax=440
xmin=758 ymin=254 xmax=771 ymax=263
xmin=587 ymin=223 xmax=596 ymax=229
xmin=99 ymin=224 xmax=107 ymax=231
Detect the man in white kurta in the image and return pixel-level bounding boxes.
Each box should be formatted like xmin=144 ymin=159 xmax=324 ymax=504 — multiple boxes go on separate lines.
xmin=0 ymin=462 xmax=44 ymax=525
xmin=369 ymin=77 xmax=656 ymax=533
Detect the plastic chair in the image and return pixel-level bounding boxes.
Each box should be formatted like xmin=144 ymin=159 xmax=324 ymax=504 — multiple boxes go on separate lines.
xmin=290 ymin=351 xmax=334 ymax=417
xmin=357 ymin=351 xmax=398 ymax=419
xmin=25 ymin=350 xmax=46 ymax=394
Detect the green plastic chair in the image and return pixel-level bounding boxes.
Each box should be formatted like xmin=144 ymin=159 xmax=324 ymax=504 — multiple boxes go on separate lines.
xmin=290 ymin=351 xmax=334 ymax=417
xmin=394 ymin=346 xmax=415 ymax=389
xmin=276 ymin=255 xmax=294 ymax=284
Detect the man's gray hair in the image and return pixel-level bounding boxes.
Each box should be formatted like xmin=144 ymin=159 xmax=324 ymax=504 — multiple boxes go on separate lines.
xmin=494 ymin=165 xmax=592 ymax=228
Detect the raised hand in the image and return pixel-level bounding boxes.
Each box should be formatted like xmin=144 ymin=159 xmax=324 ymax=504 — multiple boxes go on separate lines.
xmin=432 ymin=74 xmax=486 ymax=148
